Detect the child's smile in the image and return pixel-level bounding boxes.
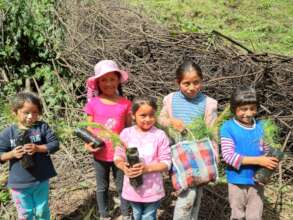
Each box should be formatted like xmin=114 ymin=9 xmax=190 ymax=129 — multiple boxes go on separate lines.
xmin=97 ymin=72 xmax=120 ymax=97
xmin=133 ymin=104 xmax=156 ymax=132
xmin=235 ymin=104 xmax=257 ymax=126
xmin=16 ymin=101 xmax=40 ymax=128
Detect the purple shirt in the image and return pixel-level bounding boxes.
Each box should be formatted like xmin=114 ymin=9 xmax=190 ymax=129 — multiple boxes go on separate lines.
xmin=114 ymin=126 xmax=171 ymax=202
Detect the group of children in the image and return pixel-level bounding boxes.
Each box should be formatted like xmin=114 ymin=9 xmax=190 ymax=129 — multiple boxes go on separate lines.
xmin=0 ymin=59 xmax=279 ymax=220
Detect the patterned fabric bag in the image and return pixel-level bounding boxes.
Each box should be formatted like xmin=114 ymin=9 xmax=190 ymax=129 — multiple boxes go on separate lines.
xmin=171 ymin=137 xmax=218 ymax=192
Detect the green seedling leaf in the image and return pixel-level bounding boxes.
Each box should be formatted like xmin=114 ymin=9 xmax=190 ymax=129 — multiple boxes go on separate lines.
xmin=262 ymin=119 xmax=282 ymax=149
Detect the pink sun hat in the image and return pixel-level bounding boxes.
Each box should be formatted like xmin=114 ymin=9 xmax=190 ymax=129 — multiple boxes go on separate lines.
xmin=87 ymin=60 xmax=129 ymax=90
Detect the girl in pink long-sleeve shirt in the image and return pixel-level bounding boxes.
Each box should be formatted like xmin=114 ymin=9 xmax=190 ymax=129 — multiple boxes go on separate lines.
xmin=114 ymin=96 xmax=171 ymax=220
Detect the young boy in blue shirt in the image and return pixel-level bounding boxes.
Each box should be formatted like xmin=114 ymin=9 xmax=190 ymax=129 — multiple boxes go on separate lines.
xmin=220 ymin=86 xmax=279 ymax=220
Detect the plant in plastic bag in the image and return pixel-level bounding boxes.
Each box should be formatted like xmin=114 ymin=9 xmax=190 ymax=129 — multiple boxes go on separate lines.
xmin=254 ymin=119 xmax=284 ymax=185
xmin=126 ymin=147 xmax=143 ymax=188
xmin=77 ymin=121 xmax=122 ymax=148
xmin=254 ymin=148 xmax=284 ymax=185
xmin=16 ymin=128 xmax=34 ymax=169
xmin=74 ymin=128 xmax=104 ymax=148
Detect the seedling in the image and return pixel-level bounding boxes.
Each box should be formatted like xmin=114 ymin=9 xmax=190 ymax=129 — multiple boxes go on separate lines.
xmin=126 ymin=147 xmax=143 ymax=188
xmin=74 ymin=128 xmax=104 ymax=148
xmin=16 ymin=128 xmax=34 ymax=169
xmin=254 ymin=119 xmax=284 ymax=185
xmin=166 ymin=104 xmax=232 ymax=143
xmin=77 ymin=121 xmax=123 ymax=148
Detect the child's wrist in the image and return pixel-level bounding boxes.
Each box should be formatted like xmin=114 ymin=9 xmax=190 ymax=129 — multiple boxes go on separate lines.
xmin=256 ymin=157 xmax=262 ymax=165
xmin=35 ymin=145 xmax=40 ymax=153
xmin=35 ymin=144 xmax=47 ymax=153
xmin=116 ymin=160 xmax=125 ymax=171
xmin=11 ymin=150 xmax=16 ymax=159
xmin=143 ymin=165 xmax=150 ymax=173
xmin=120 ymin=163 xmax=125 ymax=172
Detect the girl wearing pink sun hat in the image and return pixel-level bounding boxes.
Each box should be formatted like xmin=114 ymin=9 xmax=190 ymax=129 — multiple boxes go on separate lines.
xmin=84 ymin=60 xmax=132 ymax=219
xmin=86 ymin=60 xmax=129 ymax=101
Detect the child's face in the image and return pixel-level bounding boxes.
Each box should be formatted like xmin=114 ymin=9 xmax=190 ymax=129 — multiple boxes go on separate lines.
xmin=133 ymin=104 xmax=156 ymax=132
xmin=235 ymin=104 xmax=257 ymax=126
xmin=97 ymin=72 xmax=120 ymax=97
xmin=178 ymin=71 xmax=202 ymax=98
xmin=16 ymin=101 xmax=40 ymax=128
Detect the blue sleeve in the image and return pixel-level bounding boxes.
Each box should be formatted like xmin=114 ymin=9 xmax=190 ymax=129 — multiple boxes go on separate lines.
xmin=0 ymin=127 xmax=12 ymax=163
xmin=0 ymin=127 xmax=12 ymax=153
xmin=41 ymin=122 xmax=59 ymax=154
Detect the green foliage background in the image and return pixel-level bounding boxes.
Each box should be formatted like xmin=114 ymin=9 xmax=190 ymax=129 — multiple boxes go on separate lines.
xmin=1 ymin=0 xmax=59 ymax=79
xmin=0 ymin=0 xmax=81 ymax=204
xmin=0 ymin=0 xmax=81 ymax=124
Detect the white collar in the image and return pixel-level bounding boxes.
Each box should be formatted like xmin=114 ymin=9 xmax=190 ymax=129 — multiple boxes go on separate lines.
xmin=233 ymin=117 xmax=256 ymax=130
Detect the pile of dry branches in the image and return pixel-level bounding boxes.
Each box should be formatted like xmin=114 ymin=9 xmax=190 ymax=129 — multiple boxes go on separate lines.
xmin=56 ymin=0 xmax=293 ymax=136
xmin=2 ymin=0 xmax=292 ymax=219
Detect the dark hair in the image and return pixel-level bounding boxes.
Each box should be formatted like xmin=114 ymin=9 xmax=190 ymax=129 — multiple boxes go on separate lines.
xmin=230 ymin=86 xmax=258 ymax=114
xmin=96 ymin=72 xmax=123 ymax=96
xmin=176 ymin=60 xmax=203 ymax=83
xmin=132 ymin=96 xmax=157 ymax=114
xmin=11 ymin=92 xmax=43 ymax=114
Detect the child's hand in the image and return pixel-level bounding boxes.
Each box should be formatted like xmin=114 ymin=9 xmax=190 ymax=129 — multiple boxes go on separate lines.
xmin=120 ymin=162 xmax=131 ymax=176
xmin=125 ymin=163 xmax=145 ymax=178
xmin=257 ymin=156 xmax=279 ymax=170
xmin=133 ymin=162 xmax=146 ymax=174
xmin=170 ymin=118 xmax=185 ymax=132
xmin=23 ymin=143 xmax=38 ymax=155
xmin=122 ymin=163 xmax=132 ymax=177
xmin=84 ymin=142 xmax=101 ymax=153
xmin=12 ymin=146 xmax=25 ymax=159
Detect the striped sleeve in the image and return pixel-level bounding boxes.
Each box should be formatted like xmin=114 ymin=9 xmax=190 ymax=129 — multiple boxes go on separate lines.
xmin=221 ymin=137 xmax=242 ymax=170
xmin=262 ymin=141 xmax=271 ymax=154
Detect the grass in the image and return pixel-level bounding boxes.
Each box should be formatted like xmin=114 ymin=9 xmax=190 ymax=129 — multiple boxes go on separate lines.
xmin=127 ymin=0 xmax=293 ymax=56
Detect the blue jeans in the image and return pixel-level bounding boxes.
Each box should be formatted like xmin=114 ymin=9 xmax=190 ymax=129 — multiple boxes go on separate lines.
xmin=130 ymin=200 xmax=160 ymax=220
xmin=94 ymin=159 xmax=129 ymax=217
xmin=173 ymin=187 xmax=203 ymax=220
xmin=10 ymin=180 xmax=50 ymax=220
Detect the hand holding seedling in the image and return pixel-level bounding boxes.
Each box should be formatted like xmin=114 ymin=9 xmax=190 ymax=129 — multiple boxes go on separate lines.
xmin=170 ymin=118 xmax=185 ymax=132
xmin=23 ymin=143 xmax=38 ymax=155
xmin=12 ymin=146 xmax=25 ymax=159
xmin=124 ymin=162 xmax=145 ymax=178
xmin=257 ymin=156 xmax=279 ymax=170
xmin=84 ymin=142 xmax=101 ymax=153
xmin=242 ymin=155 xmax=279 ymax=170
